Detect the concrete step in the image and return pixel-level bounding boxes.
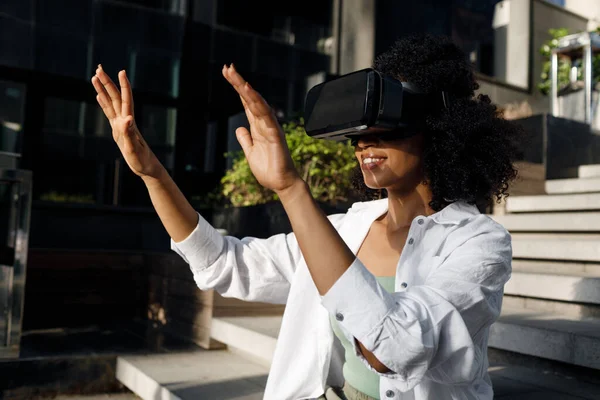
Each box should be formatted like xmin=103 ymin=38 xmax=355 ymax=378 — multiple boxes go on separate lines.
xmin=506 ymin=192 xmax=600 ymax=213
xmin=511 ymin=259 xmax=600 ymax=276
xmin=502 ymin=295 xmax=600 ymax=320
xmin=506 ymin=270 xmax=600 ymax=305
xmin=511 ymin=233 xmax=600 ymax=262
xmin=212 ymin=307 xmax=600 ymax=372
xmin=488 ymin=364 xmax=600 ymax=400
xmin=116 ymin=350 xmax=269 ymax=400
xmin=116 ymin=344 xmax=600 ymax=400
xmin=490 ymin=307 xmax=600 ymax=370
xmin=546 ymin=177 xmax=600 ymax=194
xmin=579 ymin=164 xmax=600 ymax=179
xmin=210 ymin=316 xmax=280 ymax=367
xmin=493 ymin=212 xmax=600 ymax=232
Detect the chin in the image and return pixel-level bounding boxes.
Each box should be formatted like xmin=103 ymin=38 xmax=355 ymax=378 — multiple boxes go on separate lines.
xmin=363 ymin=178 xmax=389 ymax=191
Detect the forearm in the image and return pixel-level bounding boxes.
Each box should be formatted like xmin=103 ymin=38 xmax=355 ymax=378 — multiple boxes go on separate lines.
xmin=277 ymin=180 xmax=355 ymax=295
xmin=278 ymin=180 xmax=391 ymax=372
xmin=142 ymin=166 xmax=199 ymax=243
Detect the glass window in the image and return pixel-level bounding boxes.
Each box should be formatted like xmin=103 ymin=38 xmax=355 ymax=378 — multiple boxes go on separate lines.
xmin=38 ymin=97 xmax=117 ymax=205
xmin=216 ymin=0 xmax=333 ymax=52
xmin=112 ymin=0 xmax=186 ymax=15
xmin=139 ymin=105 xmax=177 ymax=170
xmin=0 ymin=81 xmax=26 ymax=156
xmin=375 ymin=0 xmax=530 ymax=89
xmin=94 ymin=1 xmax=184 ymax=98
xmin=0 ymin=0 xmax=34 ymax=21
xmin=0 ymin=15 xmax=34 ymax=69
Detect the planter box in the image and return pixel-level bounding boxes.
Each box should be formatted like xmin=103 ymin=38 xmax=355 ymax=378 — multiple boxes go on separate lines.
xmin=211 ymin=201 xmax=349 ymax=238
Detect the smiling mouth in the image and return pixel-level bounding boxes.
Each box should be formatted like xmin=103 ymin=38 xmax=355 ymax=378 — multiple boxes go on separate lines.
xmin=361 ymin=157 xmax=386 ymax=170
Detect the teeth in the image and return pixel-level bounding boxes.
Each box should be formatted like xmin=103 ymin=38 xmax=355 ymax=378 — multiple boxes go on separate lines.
xmin=363 ymin=157 xmax=384 ymax=164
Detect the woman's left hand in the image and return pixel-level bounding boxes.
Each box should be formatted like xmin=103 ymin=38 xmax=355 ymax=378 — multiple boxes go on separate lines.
xmin=222 ymin=64 xmax=302 ymax=194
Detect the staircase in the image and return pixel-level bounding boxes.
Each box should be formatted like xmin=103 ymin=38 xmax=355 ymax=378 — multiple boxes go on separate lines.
xmin=491 ymin=164 xmax=600 ymax=376
xmin=116 ymin=165 xmax=600 ymax=399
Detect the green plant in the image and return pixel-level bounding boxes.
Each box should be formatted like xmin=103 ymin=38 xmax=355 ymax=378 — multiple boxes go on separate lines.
xmin=220 ymin=120 xmax=358 ymax=207
xmin=539 ymin=28 xmax=600 ymax=95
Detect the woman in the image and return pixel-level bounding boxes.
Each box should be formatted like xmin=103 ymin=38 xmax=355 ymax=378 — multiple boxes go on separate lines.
xmin=91 ymin=34 xmax=520 ymax=400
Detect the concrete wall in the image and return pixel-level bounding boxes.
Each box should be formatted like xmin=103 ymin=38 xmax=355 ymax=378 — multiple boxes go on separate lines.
xmin=493 ymin=0 xmax=531 ymax=89
xmin=564 ymin=0 xmax=600 ymax=30
xmin=337 ymin=0 xmax=376 ymax=75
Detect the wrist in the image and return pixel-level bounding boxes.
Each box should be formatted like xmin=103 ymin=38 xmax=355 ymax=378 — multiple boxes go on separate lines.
xmin=276 ymin=178 xmax=310 ymax=205
xmin=141 ymin=164 xmax=170 ymax=189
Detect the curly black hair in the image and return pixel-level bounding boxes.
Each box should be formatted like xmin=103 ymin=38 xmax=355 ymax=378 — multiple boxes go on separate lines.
xmin=353 ymin=33 xmax=522 ymax=212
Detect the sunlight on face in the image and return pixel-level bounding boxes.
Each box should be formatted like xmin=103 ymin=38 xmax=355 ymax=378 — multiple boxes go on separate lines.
xmin=354 ymin=134 xmax=426 ymax=194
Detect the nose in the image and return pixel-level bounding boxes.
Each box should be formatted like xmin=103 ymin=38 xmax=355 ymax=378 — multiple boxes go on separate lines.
xmin=355 ymin=135 xmax=379 ymax=149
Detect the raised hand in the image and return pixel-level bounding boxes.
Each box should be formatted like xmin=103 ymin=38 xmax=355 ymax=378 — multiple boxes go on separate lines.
xmin=91 ymin=65 xmax=163 ymax=180
xmin=222 ymin=64 xmax=302 ymax=194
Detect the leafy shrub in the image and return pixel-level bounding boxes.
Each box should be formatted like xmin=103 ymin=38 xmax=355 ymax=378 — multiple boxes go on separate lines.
xmin=539 ymin=28 xmax=600 ymax=95
xmin=220 ymin=120 xmax=358 ymax=207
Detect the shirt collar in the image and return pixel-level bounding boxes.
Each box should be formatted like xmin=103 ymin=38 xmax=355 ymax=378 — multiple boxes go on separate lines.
xmin=359 ymin=199 xmax=480 ymax=226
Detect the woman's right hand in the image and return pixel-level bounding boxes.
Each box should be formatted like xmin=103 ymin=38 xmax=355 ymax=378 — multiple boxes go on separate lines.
xmin=91 ymin=65 xmax=164 ymax=181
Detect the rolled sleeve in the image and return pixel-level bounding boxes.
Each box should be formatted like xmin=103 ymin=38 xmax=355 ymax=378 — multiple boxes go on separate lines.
xmin=170 ymin=212 xmax=225 ymax=270
xmin=321 ymin=220 xmax=512 ymax=393
xmin=321 ymin=258 xmax=397 ymax=350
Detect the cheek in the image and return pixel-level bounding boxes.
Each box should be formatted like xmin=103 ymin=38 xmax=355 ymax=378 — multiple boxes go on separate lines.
xmin=387 ymin=151 xmax=423 ymax=175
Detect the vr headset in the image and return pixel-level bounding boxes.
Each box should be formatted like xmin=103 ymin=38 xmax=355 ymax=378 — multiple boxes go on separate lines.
xmin=304 ymin=68 xmax=450 ymax=142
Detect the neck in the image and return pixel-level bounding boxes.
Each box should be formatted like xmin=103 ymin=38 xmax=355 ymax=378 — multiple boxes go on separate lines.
xmin=383 ymin=184 xmax=435 ymax=232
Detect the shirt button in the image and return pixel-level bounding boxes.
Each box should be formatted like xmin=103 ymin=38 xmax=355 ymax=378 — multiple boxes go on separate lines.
xmin=335 ymin=312 xmax=344 ymax=322
xmin=408 ymin=238 xmax=414 ymax=245
xmin=417 ymin=218 xmax=424 ymax=225
xmin=386 ymin=390 xmax=395 ymax=397
xmin=400 ymin=282 xmax=408 ymax=288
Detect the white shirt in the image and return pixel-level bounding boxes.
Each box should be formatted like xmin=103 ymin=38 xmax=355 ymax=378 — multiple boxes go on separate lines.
xmin=171 ymin=199 xmax=512 ymax=400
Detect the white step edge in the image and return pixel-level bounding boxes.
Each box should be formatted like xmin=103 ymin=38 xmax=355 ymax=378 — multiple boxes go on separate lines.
xmin=491 ymin=307 xmax=600 ymax=370
xmin=116 ymin=351 xmax=268 ymax=400
xmin=511 ymin=259 xmax=600 ymax=275
xmin=579 ymin=164 xmax=600 ymax=179
xmin=511 ymin=233 xmax=600 ymax=262
xmin=492 ymin=212 xmax=600 ymax=232
xmin=506 ymin=192 xmax=600 ymax=213
xmin=210 ymin=316 xmax=281 ymax=367
xmin=546 ymin=177 xmax=600 ymax=194
xmin=506 ymin=271 xmax=600 ymax=304
xmin=502 ymin=295 xmax=600 ymax=320
xmin=117 ymin=356 xmax=182 ymax=400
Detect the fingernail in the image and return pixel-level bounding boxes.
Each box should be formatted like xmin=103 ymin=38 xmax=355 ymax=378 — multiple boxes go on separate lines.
xmin=98 ymin=64 xmax=102 ymax=69
xmin=230 ymin=63 xmax=235 ymax=70
xmin=245 ymin=82 xmax=252 ymax=90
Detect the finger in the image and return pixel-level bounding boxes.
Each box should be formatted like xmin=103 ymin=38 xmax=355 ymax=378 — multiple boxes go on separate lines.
xmin=94 ymin=91 xmax=117 ymax=121
xmin=235 ymin=127 xmax=253 ymax=156
xmin=119 ymin=70 xmax=134 ymax=117
xmin=239 ymin=95 xmax=256 ymax=125
xmin=92 ymin=76 xmax=117 ymax=119
xmin=96 ymin=64 xmax=122 ymax=116
xmin=223 ymin=64 xmax=272 ymax=118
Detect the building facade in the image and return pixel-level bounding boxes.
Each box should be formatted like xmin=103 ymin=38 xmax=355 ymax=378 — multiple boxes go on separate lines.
xmin=0 ymin=0 xmax=595 ymax=211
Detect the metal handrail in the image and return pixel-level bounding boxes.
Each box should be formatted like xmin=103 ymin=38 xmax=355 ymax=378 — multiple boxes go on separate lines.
xmin=550 ymin=31 xmax=600 ymax=125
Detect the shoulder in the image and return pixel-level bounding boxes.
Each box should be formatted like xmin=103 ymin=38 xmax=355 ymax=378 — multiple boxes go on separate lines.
xmin=433 ymin=202 xmax=511 ymax=259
